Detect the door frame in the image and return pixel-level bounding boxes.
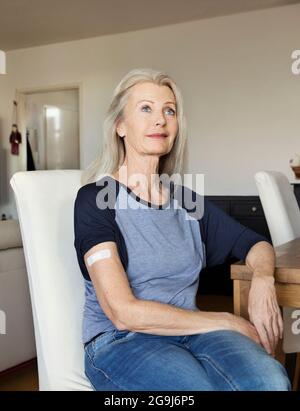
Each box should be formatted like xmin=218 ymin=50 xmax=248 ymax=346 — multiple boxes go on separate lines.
xmin=15 ymin=82 xmax=83 ymax=171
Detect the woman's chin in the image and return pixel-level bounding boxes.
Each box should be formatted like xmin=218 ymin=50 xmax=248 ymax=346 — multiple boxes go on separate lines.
xmin=143 ymin=142 xmax=171 ymax=155
xmin=145 ymin=149 xmax=169 ymax=156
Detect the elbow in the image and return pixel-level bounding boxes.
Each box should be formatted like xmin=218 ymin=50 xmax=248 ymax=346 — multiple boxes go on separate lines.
xmin=245 ymin=240 xmax=275 ymax=267
xmin=114 ymin=318 xmax=129 ymax=331
xmin=112 ymin=310 xmax=128 ymax=331
xmin=109 ymin=309 xmax=127 ymax=331
xmin=112 ymin=299 xmax=139 ymax=331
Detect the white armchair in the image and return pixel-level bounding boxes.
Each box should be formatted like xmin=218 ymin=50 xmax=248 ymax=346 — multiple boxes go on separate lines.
xmin=10 ymin=170 xmax=93 ymax=391
xmin=254 ymin=170 xmax=300 ymax=354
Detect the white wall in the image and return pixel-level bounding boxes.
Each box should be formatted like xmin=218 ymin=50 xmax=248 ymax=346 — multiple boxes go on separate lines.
xmin=0 ymin=4 xmax=300 ymax=218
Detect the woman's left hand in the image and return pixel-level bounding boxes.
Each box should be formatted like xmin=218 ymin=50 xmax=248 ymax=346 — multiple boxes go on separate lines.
xmin=248 ymin=276 xmax=283 ymax=356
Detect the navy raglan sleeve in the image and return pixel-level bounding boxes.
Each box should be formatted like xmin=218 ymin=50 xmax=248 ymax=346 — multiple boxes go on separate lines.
xmin=73 ymin=184 xmax=116 ymax=279
xmin=200 ymin=198 xmax=272 ymax=268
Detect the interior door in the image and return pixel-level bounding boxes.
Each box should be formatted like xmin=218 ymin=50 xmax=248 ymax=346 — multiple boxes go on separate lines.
xmin=44 ymin=106 xmax=79 ymax=170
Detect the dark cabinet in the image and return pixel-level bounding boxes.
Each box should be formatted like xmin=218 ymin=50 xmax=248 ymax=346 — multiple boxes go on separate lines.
xmin=198 ymin=185 xmax=300 ymax=297
xmin=198 ymin=196 xmax=271 ymax=296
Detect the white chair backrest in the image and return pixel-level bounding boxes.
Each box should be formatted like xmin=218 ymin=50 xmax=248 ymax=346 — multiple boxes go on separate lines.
xmin=254 ymin=171 xmax=300 ymax=247
xmin=10 ymin=170 xmax=92 ymax=391
xmin=255 ymin=170 xmax=300 ymax=353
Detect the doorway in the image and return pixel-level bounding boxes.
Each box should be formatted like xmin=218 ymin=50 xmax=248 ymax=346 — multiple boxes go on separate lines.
xmin=19 ymin=87 xmax=80 ymax=171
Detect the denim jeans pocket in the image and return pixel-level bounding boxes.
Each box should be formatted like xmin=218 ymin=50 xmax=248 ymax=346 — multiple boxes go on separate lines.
xmin=112 ymin=329 xmax=137 ymax=342
xmin=91 ymin=331 xmax=115 ymax=356
xmin=86 ymin=330 xmax=137 ymax=364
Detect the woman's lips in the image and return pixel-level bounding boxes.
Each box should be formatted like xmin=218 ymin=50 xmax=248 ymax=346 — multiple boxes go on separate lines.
xmin=146 ymin=133 xmax=168 ymax=138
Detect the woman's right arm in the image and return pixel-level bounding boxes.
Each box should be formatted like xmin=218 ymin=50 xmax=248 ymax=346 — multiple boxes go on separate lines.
xmin=85 ymin=241 xmax=260 ymax=345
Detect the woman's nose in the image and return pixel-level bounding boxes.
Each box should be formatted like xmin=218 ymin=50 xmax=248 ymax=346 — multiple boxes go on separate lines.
xmin=155 ymin=112 xmax=167 ymax=126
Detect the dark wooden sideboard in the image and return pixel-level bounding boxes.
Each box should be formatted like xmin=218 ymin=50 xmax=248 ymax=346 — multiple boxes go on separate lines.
xmin=198 ymin=195 xmax=270 ymax=296
xmin=206 ymin=195 xmax=271 ymax=240
xmin=198 ymin=184 xmax=300 ymax=296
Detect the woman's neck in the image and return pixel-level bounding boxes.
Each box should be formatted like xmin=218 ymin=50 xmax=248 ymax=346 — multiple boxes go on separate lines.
xmin=112 ymin=161 xmax=167 ymax=205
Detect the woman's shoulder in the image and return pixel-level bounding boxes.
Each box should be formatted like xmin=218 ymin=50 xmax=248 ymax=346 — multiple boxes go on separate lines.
xmin=77 ymin=175 xmax=119 ymax=197
xmin=75 ymin=175 xmax=119 ymax=211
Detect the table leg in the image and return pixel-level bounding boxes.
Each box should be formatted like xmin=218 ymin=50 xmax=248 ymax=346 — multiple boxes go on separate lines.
xmin=233 ymin=279 xmax=250 ymax=319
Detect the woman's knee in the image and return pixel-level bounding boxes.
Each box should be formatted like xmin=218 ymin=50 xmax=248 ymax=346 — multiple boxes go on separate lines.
xmin=241 ymin=356 xmax=291 ymax=391
xmin=258 ymin=361 xmax=291 ymax=391
xmin=188 ymin=331 xmax=291 ymax=391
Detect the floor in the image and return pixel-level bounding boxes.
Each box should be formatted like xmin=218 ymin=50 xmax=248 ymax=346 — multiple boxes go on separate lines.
xmin=0 ymin=360 xmax=39 ymax=391
xmin=0 ymin=295 xmax=233 ymax=391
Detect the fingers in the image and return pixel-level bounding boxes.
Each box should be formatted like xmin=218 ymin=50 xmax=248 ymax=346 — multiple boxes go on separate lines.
xmin=278 ymin=310 xmax=284 ymax=340
xmin=256 ymin=317 xmax=283 ymax=356
xmin=249 ymin=290 xmax=283 ymax=355
xmin=272 ymin=301 xmax=284 ymax=340
xmin=265 ymin=319 xmax=276 ymax=355
xmin=273 ymin=310 xmax=284 ymax=344
xmin=265 ymin=316 xmax=280 ymax=355
xmin=249 ymin=325 xmax=261 ymax=345
xmin=270 ymin=316 xmax=279 ymax=355
xmin=245 ymin=318 xmax=262 ymax=345
xmin=254 ymin=320 xmax=273 ymax=354
xmin=269 ymin=301 xmax=283 ymax=347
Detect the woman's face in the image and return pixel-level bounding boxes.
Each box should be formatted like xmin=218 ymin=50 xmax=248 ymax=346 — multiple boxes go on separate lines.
xmin=117 ymin=82 xmax=178 ymax=158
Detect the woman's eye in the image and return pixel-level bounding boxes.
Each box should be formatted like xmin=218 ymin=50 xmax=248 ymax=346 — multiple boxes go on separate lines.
xmin=140 ymin=105 xmax=176 ymax=115
xmin=141 ymin=105 xmax=151 ymax=112
xmin=165 ymin=107 xmax=176 ymax=116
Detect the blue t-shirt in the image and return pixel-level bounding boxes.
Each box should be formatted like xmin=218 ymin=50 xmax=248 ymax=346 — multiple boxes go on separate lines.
xmin=74 ymin=175 xmax=269 ymax=344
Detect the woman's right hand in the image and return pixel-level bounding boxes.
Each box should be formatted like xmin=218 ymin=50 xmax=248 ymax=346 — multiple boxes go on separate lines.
xmin=222 ymin=312 xmax=261 ymax=346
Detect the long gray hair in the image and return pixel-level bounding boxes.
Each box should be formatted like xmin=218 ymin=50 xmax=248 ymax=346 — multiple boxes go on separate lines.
xmin=81 ymin=68 xmax=187 ymax=186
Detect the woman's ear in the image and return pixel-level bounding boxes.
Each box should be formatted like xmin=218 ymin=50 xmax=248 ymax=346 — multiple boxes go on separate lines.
xmin=116 ymin=120 xmax=126 ymax=138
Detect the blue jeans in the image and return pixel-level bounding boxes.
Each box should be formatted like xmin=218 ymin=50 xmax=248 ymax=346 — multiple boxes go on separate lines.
xmin=84 ymin=329 xmax=291 ymax=391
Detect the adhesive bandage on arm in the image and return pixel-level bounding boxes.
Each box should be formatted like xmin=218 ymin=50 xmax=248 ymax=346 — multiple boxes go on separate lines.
xmin=86 ymin=248 xmax=112 ymax=267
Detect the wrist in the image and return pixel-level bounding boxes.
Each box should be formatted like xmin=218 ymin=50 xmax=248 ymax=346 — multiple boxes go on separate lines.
xmin=197 ymin=311 xmax=233 ymax=333
xmin=252 ymin=270 xmax=275 ymax=283
xmin=251 ymin=274 xmax=275 ymax=292
xmin=219 ymin=312 xmax=235 ymax=331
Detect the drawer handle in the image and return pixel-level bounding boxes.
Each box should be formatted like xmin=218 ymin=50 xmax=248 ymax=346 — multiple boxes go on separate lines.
xmin=251 ymin=206 xmax=257 ymax=212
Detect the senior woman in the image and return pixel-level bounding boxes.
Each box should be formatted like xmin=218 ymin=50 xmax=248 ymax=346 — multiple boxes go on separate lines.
xmin=74 ymin=68 xmax=290 ymax=391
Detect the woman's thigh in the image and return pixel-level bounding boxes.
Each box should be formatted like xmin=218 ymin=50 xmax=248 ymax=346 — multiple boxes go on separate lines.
xmin=184 ymin=330 xmax=291 ymax=391
xmin=85 ymin=330 xmax=215 ymax=391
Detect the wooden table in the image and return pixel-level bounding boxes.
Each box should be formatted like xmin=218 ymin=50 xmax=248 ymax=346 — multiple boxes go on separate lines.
xmin=231 ymin=238 xmax=300 ymax=316
xmin=231 ymin=237 xmax=300 ymax=390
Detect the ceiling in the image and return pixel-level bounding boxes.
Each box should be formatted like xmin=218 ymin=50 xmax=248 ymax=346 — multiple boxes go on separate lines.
xmin=0 ymin=0 xmax=299 ymax=51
